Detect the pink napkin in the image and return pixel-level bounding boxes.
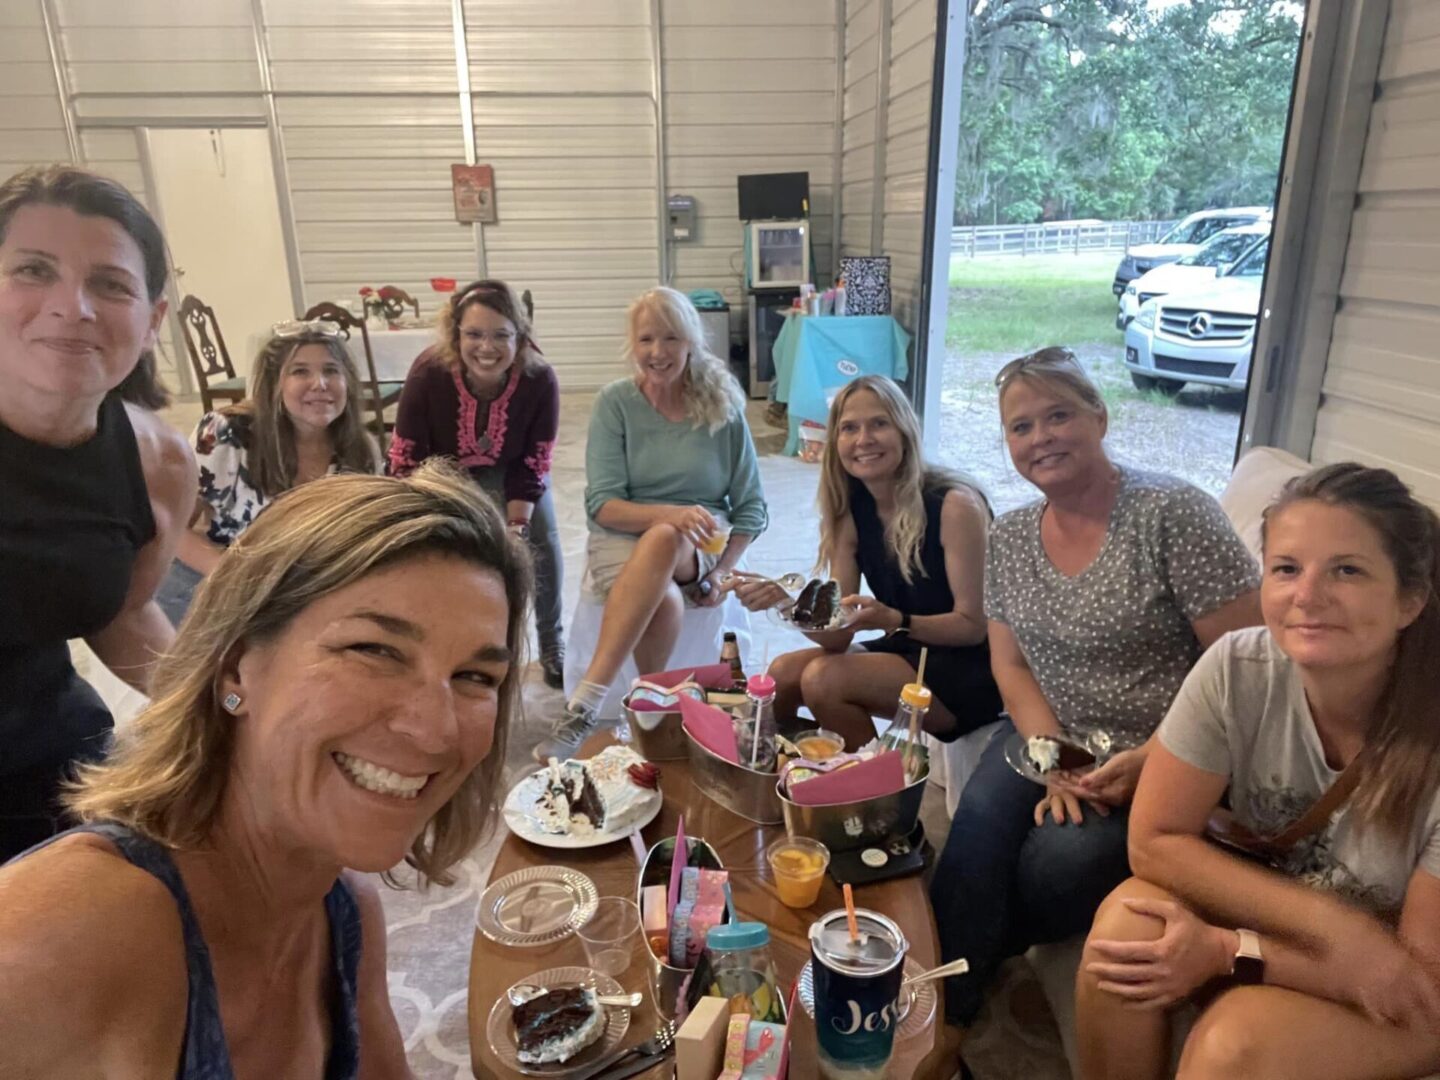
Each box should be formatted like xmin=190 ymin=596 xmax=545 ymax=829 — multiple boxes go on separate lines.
xmin=642 ymin=663 xmax=735 ymax=689
xmin=787 ymin=750 xmax=907 ymax=806
xmin=680 ymin=695 xmax=741 ymax=763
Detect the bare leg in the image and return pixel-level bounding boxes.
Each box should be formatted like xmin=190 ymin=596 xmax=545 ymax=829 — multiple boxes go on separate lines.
xmin=798 ymin=651 xmax=957 ymax=750
xmin=633 ymin=583 xmax=684 ymax=675
xmin=1178 ymin=984 xmax=1440 ymax=1080
xmin=1075 ymin=878 xmax=1174 ymax=1080
xmin=768 ymin=647 xmax=830 ymax=727
xmin=581 ymin=523 xmax=698 ymax=689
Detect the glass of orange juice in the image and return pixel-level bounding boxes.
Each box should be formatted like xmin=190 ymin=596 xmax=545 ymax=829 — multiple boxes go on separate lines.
xmin=699 ymin=529 xmax=729 ymax=556
xmin=767 ymin=836 xmax=830 ymax=909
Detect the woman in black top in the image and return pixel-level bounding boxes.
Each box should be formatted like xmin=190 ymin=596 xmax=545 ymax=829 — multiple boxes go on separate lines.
xmin=732 ymin=375 xmax=1003 ymax=749
xmin=0 ymin=166 xmax=195 ymax=859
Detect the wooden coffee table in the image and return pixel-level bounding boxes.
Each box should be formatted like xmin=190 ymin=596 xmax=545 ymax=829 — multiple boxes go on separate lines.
xmin=467 ymin=733 xmax=962 ymax=1078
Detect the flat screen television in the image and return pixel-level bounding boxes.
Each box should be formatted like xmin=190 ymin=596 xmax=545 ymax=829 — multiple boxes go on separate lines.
xmin=737 ymin=172 xmax=809 ymax=221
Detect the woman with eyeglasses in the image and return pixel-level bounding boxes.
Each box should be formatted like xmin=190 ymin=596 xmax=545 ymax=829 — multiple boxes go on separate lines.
xmin=931 ymin=347 xmax=1263 ymax=1036
xmin=0 ymin=166 xmax=197 ymax=860
xmin=387 ymin=279 xmax=565 ymax=688
xmin=156 ymin=322 xmax=380 ymax=625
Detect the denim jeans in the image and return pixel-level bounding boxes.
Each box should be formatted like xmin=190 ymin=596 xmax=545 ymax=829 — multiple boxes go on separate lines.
xmin=930 ymin=721 xmax=1133 ymax=1024
xmin=469 ymin=472 xmax=564 ymax=653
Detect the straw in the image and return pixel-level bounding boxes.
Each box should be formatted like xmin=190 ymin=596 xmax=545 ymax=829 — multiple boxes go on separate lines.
xmin=842 ymin=883 xmax=859 ymax=944
xmin=723 ymin=880 xmax=737 ymax=925
xmin=667 ymin=816 xmax=687 ymax=918
xmin=915 ymin=646 xmax=929 ymax=689
xmin=628 ymin=828 xmax=647 ymax=869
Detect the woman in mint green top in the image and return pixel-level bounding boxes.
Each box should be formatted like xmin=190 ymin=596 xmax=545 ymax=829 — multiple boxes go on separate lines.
xmin=535 ymin=286 xmax=768 ymax=762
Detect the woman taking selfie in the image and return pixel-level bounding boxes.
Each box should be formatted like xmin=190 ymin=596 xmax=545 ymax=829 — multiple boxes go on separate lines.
xmin=0 ymin=463 xmax=528 ymax=1077
xmin=1078 ymin=463 xmax=1440 ymax=1080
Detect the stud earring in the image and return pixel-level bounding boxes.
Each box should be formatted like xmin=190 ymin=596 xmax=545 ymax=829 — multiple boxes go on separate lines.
xmin=222 ymin=693 xmax=243 ymax=714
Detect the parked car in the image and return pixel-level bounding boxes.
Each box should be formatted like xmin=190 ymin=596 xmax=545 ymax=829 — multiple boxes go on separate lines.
xmin=1123 ymin=238 xmax=1269 ymax=395
xmin=1111 ymin=206 xmax=1271 ymax=295
xmin=1116 ymin=224 xmax=1270 ymax=329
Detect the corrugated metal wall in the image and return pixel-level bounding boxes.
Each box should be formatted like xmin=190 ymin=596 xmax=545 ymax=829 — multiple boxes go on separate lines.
xmin=663 ymin=0 xmax=839 ymax=324
xmin=837 ymin=0 xmax=933 ymax=336
xmin=881 ymin=0 xmax=933 ymax=332
xmin=3 ymin=0 xmax=851 ymax=389
xmin=1311 ymin=0 xmax=1440 ymax=505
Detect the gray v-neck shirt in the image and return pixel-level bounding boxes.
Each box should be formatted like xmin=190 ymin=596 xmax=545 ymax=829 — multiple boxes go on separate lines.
xmin=984 ymin=466 xmax=1259 ymax=744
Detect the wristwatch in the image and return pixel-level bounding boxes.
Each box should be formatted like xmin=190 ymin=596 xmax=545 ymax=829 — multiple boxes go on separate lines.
xmin=1231 ymin=928 xmax=1264 ymax=985
xmin=507 ymin=520 xmax=531 ymax=541
xmin=893 ymin=611 xmax=912 ymax=636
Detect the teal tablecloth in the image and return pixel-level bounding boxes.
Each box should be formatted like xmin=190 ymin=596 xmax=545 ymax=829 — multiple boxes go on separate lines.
xmin=773 ymin=314 xmax=911 ymax=454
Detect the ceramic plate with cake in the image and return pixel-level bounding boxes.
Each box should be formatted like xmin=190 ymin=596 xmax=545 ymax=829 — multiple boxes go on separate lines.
xmin=486 ymin=966 xmax=629 ymax=1076
xmin=1002 ymin=728 xmax=1131 ymax=786
xmin=503 ymin=745 xmax=663 ymax=849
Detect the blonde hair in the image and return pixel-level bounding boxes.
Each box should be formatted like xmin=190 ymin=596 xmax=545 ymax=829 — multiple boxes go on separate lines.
xmin=817 ymin=375 xmax=986 ymax=583
xmin=996 ymin=346 xmax=1107 ymax=423
xmin=227 ymin=330 xmax=377 ymax=497
xmin=66 ymin=462 xmax=531 ymax=887
xmin=437 ymin=278 xmax=543 ymax=376
xmin=626 ymin=286 xmax=743 ymax=433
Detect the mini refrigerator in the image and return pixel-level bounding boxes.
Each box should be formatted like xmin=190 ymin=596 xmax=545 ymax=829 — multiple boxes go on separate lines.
xmin=747 ymin=288 xmax=799 ymax=399
xmin=748 ymin=220 xmax=810 ymax=289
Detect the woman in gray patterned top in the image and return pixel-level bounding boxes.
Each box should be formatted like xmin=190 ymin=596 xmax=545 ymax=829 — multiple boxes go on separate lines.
xmin=931 ymin=347 xmax=1261 ymax=1028
xmin=1078 ymin=464 xmax=1440 ymax=1079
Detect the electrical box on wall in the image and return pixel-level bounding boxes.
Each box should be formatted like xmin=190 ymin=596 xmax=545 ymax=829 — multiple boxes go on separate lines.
xmin=667 ymin=194 xmax=697 ymax=241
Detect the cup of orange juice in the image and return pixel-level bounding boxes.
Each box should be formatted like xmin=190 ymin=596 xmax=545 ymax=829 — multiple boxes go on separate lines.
xmin=767 ymin=836 xmax=830 ymax=909
xmin=699 ymin=529 xmax=729 ymax=556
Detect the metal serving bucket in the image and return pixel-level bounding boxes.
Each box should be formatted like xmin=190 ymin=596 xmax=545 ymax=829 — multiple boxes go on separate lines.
xmin=636 ymin=836 xmax=725 ymax=1018
xmin=776 ymin=771 xmax=928 ymax=854
xmin=682 ymin=726 xmax=785 ymax=825
xmin=622 ymin=691 xmax=690 ymax=762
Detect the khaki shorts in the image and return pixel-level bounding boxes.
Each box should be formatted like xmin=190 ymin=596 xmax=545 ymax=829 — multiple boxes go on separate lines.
xmin=580 ymin=520 xmax=729 ymax=605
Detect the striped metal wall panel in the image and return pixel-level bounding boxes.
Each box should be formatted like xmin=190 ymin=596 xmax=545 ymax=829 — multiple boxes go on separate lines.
xmin=880 ymin=0 xmax=932 ymax=333
xmin=0 ymin=1 xmax=70 ymax=182
xmin=1311 ymin=0 xmax=1440 ymax=505
xmin=663 ymin=0 xmax=839 ymax=332
xmin=840 ymin=0 xmax=879 ymax=258
xmin=464 ymin=0 xmax=657 ymax=388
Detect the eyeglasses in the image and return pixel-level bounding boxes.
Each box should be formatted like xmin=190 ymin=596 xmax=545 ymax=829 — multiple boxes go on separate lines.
xmin=462 ymin=329 xmax=517 ymax=347
xmin=993 ymin=346 xmax=1082 ymax=389
xmin=272 ymin=318 xmax=345 ymax=340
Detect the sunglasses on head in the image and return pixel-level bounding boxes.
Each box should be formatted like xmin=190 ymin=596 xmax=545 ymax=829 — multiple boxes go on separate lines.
xmin=994 ymin=347 xmax=1082 ymax=389
xmin=271 ymin=318 xmax=346 ymax=340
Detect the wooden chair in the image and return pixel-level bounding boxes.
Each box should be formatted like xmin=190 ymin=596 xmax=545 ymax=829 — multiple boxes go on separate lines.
xmin=178 ymin=294 xmax=245 ymax=412
xmin=302 ymin=302 xmax=403 ymax=435
xmin=376 ymin=286 xmax=419 ymax=321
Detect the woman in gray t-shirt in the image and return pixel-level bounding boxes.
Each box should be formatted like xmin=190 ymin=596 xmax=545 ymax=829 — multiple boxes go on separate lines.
xmin=931 ymin=348 xmax=1260 ymax=1026
xmin=1079 ymin=463 xmax=1440 ymax=1078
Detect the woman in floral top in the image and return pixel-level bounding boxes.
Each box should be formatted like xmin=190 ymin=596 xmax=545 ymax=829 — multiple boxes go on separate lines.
xmin=388 ymin=279 xmax=565 ymax=687
xmin=156 ymin=324 xmax=380 ymax=623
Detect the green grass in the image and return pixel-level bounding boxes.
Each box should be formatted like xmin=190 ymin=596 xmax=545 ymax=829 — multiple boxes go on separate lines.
xmin=946 ymin=253 xmax=1120 ymax=354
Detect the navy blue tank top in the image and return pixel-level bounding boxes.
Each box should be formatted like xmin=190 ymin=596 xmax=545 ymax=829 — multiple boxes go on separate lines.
xmin=11 ymin=822 xmax=362 ymax=1079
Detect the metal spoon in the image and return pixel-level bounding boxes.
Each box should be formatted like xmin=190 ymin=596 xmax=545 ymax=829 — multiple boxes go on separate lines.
xmin=900 ymin=956 xmax=971 ymax=989
xmin=507 ymin=985 xmax=643 ymax=1009
xmin=717 ymin=570 xmax=808 ymax=592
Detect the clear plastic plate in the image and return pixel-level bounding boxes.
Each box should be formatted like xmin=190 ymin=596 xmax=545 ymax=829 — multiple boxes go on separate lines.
xmin=487 ymin=967 xmax=630 ymax=1076
xmin=476 ymin=866 xmax=599 ymax=948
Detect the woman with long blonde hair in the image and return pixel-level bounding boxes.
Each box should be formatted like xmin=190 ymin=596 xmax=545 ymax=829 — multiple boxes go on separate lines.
xmin=732 ymin=374 xmax=1003 ymax=750
xmin=0 ymin=462 xmax=529 ymax=1077
xmin=158 ymin=322 xmax=379 ymax=623
xmin=535 ymin=286 xmax=767 ymax=761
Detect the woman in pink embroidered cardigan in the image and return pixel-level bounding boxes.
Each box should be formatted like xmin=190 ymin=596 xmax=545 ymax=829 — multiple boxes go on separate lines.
xmin=388 ymin=280 xmax=565 ymax=687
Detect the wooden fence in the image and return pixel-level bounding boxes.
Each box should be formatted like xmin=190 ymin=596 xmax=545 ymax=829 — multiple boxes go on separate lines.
xmin=949 ymin=219 xmax=1180 ymax=258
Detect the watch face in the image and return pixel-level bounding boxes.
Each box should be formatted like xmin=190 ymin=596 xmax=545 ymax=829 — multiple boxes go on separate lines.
xmin=1233 ymin=955 xmax=1264 ymax=986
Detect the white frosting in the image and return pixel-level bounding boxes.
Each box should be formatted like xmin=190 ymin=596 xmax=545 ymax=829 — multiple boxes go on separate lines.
xmin=1027 ymin=736 xmax=1061 ymax=774
xmin=515 ymin=988 xmax=604 ymax=1064
xmin=531 ymin=746 xmax=650 ymax=835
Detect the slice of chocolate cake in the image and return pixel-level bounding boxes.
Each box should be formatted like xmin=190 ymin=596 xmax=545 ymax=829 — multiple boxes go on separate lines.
xmin=792 ymin=578 xmax=823 ymax=624
xmin=812 ymin=580 xmax=841 ymax=627
xmin=512 ymin=986 xmax=604 ymax=1064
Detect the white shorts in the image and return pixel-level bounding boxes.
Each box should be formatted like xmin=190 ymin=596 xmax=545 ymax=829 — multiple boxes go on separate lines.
xmin=579 ymin=519 xmax=729 ymax=605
